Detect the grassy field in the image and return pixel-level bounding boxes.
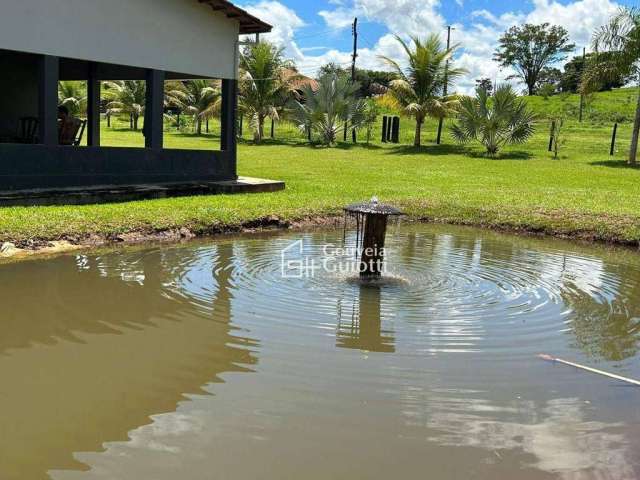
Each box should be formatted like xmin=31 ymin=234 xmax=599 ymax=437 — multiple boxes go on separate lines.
xmin=1 ymin=88 xmax=639 ymax=246
xmin=524 ymin=87 xmax=639 ymax=124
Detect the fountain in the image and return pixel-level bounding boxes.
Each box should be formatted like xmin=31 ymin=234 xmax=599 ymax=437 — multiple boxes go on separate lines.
xmin=343 ymin=197 xmax=403 ymax=278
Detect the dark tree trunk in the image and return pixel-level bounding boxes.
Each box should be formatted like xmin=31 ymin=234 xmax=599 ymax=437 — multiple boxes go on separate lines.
xmin=414 ymin=119 xmax=423 ymax=147
xmin=255 ymin=115 xmax=264 ymax=143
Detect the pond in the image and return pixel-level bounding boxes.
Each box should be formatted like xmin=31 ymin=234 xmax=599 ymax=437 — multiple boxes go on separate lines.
xmin=1 ymin=224 xmax=639 ymax=479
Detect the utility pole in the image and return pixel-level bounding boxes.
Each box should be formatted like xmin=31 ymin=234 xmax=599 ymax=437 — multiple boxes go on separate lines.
xmin=436 ymin=25 xmax=452 ymax=145
xmin=346 ymin=17 xmax=358 ymax=142
xmin=351 ymin=18 xmax=358 ymax=81
xmin=578 ymin=47 xmax=586 ymax=122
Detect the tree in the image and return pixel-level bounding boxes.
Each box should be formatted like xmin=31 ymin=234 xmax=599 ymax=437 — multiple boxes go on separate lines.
xmin=560 ymin=53 xmax=626 ymax=92
xmin=494 ymin=23 xmax=575 ymax=95
xmin=103 ymin=80 xmax=146 ymax=130
xmin=380 ymin=34 xmax=466 ymax=147
xmin=535 ymin=67 xmax=562 ymax=94
xmin=582 ymin=7 xmax=639 ymax=164
xmin=451 ymin=84 xmax=537 ymax=156
xmin=475 ymin=78 xmax=493 ymax=96
xmin=319 ymin=63 xmax=349 ymax=79
xmin=239 ymin=41 xmax=296 ymax=144
xmin=58 ymin=81 xmax=87 ymax=117
xmin=166 ymin=80 xmax=221 ymax=135
xmin=361 ymin=99 xmax=380 ymax=144
xmin=293 ymin=74 xmax=366 ymax=146
xmin=318 ymin=64 xmax=395 ymax=97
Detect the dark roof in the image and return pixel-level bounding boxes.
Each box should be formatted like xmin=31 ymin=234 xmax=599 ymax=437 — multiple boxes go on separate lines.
xmin=198 ymin=0 xmax=272 ymax=34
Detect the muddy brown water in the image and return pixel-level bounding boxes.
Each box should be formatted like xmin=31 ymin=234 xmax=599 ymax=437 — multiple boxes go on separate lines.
xmin=1 ymin=224 xmax=639 ymax=479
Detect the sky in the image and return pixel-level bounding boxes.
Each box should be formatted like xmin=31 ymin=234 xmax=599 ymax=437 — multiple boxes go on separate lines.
xmin=236 ymin=0 xmax=634 ymax=93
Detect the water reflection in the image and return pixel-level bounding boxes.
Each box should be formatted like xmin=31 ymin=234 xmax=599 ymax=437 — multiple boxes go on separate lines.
xmin=336 ymin=284 xmax=395 ymax=353
xmin=424 ymin=393 xmax=637 ymax=479
xmin=0 ymin=244 xmax=257 ymax=480
xmin=1 ymin=224 xmax=640 ymax=479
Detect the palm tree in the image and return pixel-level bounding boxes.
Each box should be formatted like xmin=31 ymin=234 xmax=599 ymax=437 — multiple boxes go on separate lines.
xmin=380 ymin=34 xmax=466 ymax=147
xmin=166 ymin=80 xmax=221 ymax=134
xmin=239 ymin=41 xmax=296 ymax=143
xmin=450 ymin=84 xmax=537 ymax=156
xmin=582 ymin=8 xmax=639 ymax=164
xmin=58 ymin=81 xmax=87 ymax=117
xmin=103 ymin=80 xmax=146 ymax=130
xmin=361 ymin=99 xmax=380 ymax=145
xmin=293 ymin=74 xmax=366 ymax=146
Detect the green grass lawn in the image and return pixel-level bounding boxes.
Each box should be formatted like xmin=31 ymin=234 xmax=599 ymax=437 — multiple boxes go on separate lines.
xmin=1 ymin=91 xmax=639 ymax=246
xmin=524 ymin=87 xmax=639 ymax=124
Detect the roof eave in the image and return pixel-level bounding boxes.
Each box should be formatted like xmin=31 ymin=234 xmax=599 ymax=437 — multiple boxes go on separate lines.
xmin=198 ymin=0 xmax=273 ymax=34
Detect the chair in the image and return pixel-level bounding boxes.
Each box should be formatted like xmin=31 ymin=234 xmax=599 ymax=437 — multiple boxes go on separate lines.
xmin=73 ymin=119 xmax=87 ymax=146
xmin=16 ymin=117 xmax=39 ymax=144
xmin=59 ymin=118 xmax=87 ymax=146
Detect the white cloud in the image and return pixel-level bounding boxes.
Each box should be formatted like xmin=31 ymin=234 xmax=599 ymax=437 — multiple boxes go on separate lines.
xmin=240 ymin=0 xmax=623 ymax=94
xmin=240 ymin=1 xmax=306 ymax=61
xmin=318 ymin=7 xmax=355 ymax=29
xmin=318 ymin=0 xmax=446 ymax=37
xmin=525 ymin=0 xmax=620 ymax=50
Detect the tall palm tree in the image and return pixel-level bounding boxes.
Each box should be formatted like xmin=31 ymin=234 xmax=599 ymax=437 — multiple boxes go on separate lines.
xmin=58 ymin=81 xmax=87 ymax=117
xmin=293 ymin=74 xmax=366 ymax=146
xmin=103 ymin=80 xmax=146 ymax=130
xmin=239 ymin=41 xmax=296 ymax=143
xmin=582 ymin=7 xmax=639 ymax=164
xmin=380 ymin=34 xmax=466 ymax=147
xmin=166 ymin=80 xmax=221 ymax=134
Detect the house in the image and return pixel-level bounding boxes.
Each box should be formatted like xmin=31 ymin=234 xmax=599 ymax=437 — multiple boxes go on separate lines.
xmin=281 ymin=68 xmax=320 ymax=100
xmin=0 ymin=0 xmax=279 ymax=202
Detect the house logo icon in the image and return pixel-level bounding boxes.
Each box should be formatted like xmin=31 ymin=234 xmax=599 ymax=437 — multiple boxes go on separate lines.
xmin=281 ymin=239 xmax=315 ymax=278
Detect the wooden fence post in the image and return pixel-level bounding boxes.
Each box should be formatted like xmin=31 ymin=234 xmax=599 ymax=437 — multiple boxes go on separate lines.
xmin=381 ymin=116 xmax=388 ymax=143
xmin=392 ymin=117 xmax=400 ymax=143
xmin=610 ymin=123 xmax=618 ymax=156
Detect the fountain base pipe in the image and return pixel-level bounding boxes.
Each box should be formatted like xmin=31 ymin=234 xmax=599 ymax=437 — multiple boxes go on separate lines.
xmin=344 ymin=198 xmax=403 ymax=278
xmin=360 ymin=213 xmax=388 ymax=277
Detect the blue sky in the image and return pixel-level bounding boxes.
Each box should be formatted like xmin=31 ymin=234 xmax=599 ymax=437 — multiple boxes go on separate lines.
xmin=238 ymin=0 xmax=634 ymax=93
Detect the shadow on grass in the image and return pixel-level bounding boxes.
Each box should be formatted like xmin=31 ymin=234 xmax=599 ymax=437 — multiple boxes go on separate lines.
xmin=589 ymin=159 xmax=640 ymax=169
xmin=170 ymin=132 xmax=221 ymax=139
xmin=238 ymin=137 xmax=300 ymax=147
xmin=333 ymin=142 xmax=383 ymax=151
xmin=385 ymin=143 xmax=468 ymax=156
xmin=384 ymin=143 xmax=533 ymax=160
xmin=468 ymin=150 xmax=534 ymax=160
xmin=237 ymin=138 xmax=384 ymax=150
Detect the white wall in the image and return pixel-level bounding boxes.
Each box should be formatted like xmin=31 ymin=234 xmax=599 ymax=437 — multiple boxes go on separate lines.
xmin=0 ymin=0 xmax=239 ymax=79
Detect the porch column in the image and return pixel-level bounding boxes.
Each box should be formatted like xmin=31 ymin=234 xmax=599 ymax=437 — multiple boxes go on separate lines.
xmin=87 ymin=63 xmax=101 ymax=146
xmin=144 ymin=69 xmax=165 ymax=150
xmin=221 ymin=79 xmax=238 ymax=176
xmin=38 ymin=55 xmax=59 ymax=146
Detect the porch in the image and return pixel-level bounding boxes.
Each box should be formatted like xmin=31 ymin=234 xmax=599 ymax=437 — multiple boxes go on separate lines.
xmin=0 ymin=49 xmax=244 ymax=195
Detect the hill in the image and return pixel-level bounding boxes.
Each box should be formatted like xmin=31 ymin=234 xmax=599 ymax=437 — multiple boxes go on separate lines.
xmin=524 ymin=87 xmax=638 ymax=124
